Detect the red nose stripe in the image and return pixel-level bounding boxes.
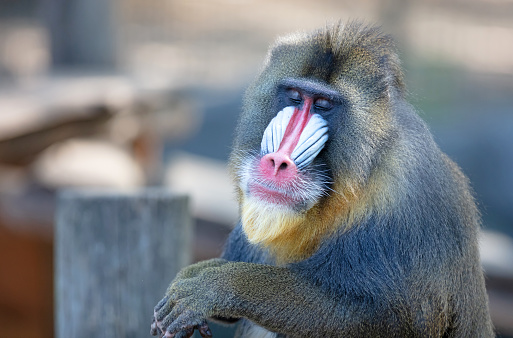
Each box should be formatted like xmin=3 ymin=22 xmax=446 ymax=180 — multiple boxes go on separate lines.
xmin=276 ymin=98 xmax=313 ymax=157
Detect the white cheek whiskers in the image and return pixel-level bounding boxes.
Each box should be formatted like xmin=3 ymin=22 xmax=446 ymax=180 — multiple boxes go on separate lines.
xmin=236 ymin=153 xmax=333 ymax=210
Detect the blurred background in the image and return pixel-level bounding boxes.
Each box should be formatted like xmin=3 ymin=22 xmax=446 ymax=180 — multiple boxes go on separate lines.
xmin=0 ymin=0 xmax=512 ymax=337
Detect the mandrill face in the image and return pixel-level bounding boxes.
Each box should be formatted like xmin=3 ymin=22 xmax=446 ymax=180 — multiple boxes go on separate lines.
xmin=233 ymin=78 xmax=345 ymax=258
xmin=238 ymin=80 xmax=335 ymax=211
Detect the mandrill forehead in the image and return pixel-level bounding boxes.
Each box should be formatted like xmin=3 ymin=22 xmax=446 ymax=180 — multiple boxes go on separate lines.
xmin=262 ymin=23 xmax=405 ymax=99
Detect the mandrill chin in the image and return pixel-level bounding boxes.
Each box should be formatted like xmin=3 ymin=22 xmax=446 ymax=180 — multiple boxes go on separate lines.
xmin=151 ymin=22 xmax=495 ymax=338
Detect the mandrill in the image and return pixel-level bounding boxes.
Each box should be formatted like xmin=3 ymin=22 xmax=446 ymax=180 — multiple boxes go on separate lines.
xmin=151 ymin=22 xmax=494 ymax=338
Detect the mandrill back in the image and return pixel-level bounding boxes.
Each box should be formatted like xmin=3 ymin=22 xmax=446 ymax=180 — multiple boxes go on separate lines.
xmin=152 ymin=22 xmax=494 ymax=338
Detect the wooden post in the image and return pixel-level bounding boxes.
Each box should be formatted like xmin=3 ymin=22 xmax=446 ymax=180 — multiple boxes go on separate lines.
xmin=55 ymin=188 xmax=191 ymax=338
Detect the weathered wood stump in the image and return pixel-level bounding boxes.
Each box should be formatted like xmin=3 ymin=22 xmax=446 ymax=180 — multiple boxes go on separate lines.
xmin=55 ymin=188 xmax=191 ymax=338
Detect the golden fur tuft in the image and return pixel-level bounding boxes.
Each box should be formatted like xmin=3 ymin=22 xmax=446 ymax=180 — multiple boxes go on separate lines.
xmin=240 ymin=180 xmax=364 ymax=264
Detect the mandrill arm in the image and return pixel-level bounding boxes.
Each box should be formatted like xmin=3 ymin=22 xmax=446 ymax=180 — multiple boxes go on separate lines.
xmin=151 ymin=258 xmax=344 ymax=338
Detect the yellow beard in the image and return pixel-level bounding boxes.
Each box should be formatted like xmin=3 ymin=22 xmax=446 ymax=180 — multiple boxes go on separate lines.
xmin=241 ymin=198 xmax=305 ymax=244
xmin=241 ymin=197 xmax=308 ymax=264
xmin=239 ymin=178 xmax=370 ymax=264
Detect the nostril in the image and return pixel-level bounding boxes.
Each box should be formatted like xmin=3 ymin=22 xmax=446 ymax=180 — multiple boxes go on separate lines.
xmin=260 ymin=152 xmax=297 ymax=178
xmin=268 ymin=156 xmax=287 ymax=171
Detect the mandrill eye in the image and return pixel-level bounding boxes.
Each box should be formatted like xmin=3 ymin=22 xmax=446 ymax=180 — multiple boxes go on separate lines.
xmin=314 ymin=98 xmax=332 ymax=111
xmin=286 ymin=89 xmax=302 ymax=104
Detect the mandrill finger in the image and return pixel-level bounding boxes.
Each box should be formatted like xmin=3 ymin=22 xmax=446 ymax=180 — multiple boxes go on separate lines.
xmin=160 ymin=301 xmax=187 ymax=332
xmin=155 ymin=296 xmax=170 ymax=312
xmin=165 ymin=310 xmax=203 ymax=337
xmin=199 ymin=321 xmax=213 ymax=337
xmin=150 ymin=317 xmax=161 ymax=336
xmin=155 ymin=299 xmax=175 ymax=323
xmin=172 ymin=328 xmax=195 ymax=338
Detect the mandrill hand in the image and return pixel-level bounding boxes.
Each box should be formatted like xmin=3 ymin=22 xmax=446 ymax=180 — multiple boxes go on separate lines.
xmin=150 ymin=258 xmax=233 ymax=338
